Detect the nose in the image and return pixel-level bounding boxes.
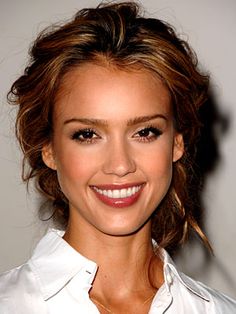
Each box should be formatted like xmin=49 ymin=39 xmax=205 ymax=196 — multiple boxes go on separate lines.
xmin=102 ymin=138 xmax=136 ymax=177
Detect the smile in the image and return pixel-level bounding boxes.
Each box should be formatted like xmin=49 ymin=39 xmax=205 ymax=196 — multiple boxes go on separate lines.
xmin=90 ymin=183 xmax=145 ymax=208
xmin=92 ymin=185 xmax=142 ymax=199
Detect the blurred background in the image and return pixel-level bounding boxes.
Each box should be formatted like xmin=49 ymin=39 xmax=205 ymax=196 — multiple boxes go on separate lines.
xmin=0 ymin=0 xmax=235 ymax=298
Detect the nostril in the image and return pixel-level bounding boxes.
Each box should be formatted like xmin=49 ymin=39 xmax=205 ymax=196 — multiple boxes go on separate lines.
xmin=102 ymin=155 xmax=136 ymax=176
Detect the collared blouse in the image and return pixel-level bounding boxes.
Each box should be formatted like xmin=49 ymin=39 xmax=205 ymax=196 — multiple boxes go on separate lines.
xmin=0 ymin=229 xmax=236 ymax=313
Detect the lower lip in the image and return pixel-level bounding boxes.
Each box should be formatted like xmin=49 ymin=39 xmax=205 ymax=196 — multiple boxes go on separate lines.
xmin=91 ymin=185 xmax=144 ymax=208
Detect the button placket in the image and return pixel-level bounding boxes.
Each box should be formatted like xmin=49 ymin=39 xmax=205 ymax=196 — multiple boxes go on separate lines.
xmin=149 ymin=285 xmax=173 ymax=313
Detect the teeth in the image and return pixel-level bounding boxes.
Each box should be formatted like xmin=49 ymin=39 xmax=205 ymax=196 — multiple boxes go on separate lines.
xmin=108 ymin=190 xmax=113 ymax=198
xmin=127 ymin=188 xmax=132 ymax=196
xmin=93 ymin=185 xmax=142 ymax=199
xmin=120 ymin=189 xmax=127 ymax=198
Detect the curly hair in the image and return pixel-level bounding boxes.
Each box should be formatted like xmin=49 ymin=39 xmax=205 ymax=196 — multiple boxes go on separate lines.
xmin=8 ymin=1 xmax=210 ymax=251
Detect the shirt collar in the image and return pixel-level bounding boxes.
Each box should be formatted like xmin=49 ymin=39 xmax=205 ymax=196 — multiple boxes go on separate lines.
xmin=159 ymin=248 xmax=210 ymax=302
xmin=29 ymin=229 xmax=97 ymax=301
xmin=29 ymin=229 xmax=209 ymax=302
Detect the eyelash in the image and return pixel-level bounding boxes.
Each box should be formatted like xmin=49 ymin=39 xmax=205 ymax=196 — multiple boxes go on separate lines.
xmin=71 ymin=128 xmax=99 ymax=144
xmin=134 ymin=125 xmax=163 ymax=142
xmin=71 ymin=125 xmax=163 ymax=144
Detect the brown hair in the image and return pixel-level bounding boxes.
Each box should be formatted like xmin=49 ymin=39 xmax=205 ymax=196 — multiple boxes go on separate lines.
xmin=8 ymin=1 xmax=210 ymax=251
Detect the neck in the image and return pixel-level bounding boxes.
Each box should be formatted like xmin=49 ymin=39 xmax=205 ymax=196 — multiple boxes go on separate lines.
xmin=63 ymin=213 xmax=164 ymax=306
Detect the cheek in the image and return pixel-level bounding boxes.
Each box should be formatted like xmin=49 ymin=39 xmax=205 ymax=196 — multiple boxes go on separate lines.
xmin=54 ymin=145 xmax=100 ymax=190
xmin=138 ymin=141 xmax=174 ymax=179
xmin=147 ymin=157 xmax=173 ymax=192
xmin=138 ymin=144 xmax=174 ymax=211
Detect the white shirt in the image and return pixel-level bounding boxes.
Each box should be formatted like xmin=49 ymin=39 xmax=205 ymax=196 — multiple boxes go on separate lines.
xmin=0 ymin=229 xmax=236 ymax=313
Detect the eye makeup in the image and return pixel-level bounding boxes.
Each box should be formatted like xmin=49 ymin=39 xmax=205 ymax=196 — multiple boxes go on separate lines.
xmin=133 ymin=125 xmax=163 ymax=143
xmin=71 ymin=128 xmax=100 ymax=144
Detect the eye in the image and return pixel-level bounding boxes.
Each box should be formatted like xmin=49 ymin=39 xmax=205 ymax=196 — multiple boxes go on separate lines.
xmin=71 ymin=128 xmax=100 ymax=143
xmin=134 ymin=126 xmax=162 ymax=142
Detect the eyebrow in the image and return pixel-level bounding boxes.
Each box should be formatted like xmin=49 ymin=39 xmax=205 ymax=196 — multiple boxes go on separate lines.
xmin=64 ymin=118 xmax=108 ymax=127
xmin=63 ymin=114 xmax=167 ymax=127
xmin=127 ymin=114 xmax=167 ymax=126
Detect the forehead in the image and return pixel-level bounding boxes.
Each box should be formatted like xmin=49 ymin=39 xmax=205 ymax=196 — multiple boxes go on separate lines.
xmin=54 ymin=63 xmax=172 ymax=121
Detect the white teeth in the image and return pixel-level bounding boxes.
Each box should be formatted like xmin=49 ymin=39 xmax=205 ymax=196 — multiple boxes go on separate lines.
xmin=108 ymin=190 xmax=113 ymax=198
xmin=127 ymin=188 xmax=132 ymax=196
xmin=113 ymin=190 xmax=120 ymax=198
xmin=120 ymin=189 xmax=126 ymax=198
xmin=93 ymin=185 xmax=142 ymax=199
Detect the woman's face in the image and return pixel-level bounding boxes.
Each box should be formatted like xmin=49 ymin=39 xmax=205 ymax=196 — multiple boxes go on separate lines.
xmin=43 ymin=63 xmax=184 ymax=237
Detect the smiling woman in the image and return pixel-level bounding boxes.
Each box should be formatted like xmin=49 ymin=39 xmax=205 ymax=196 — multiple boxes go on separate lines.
xmin=42 ymin=64 xmax=183 ymax=240
xmin=0 ymin=1 xmax=236 ymax=314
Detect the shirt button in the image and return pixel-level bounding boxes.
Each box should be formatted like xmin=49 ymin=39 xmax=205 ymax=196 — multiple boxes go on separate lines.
xmin=166 ymin=273 xmax=173 ymax=285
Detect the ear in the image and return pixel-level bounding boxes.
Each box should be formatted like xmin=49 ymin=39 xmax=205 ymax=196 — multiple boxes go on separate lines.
xmin=173 ymin=133 xmax=184 ymax=162
xmin=42 ymin=143 xmax=57 ymax=170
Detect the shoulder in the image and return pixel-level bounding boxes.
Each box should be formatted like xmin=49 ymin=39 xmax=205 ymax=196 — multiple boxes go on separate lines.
xmin=198 ymin=279 xmax=236 ymax=313
xmin=0 ymin=265 xmax=27 ymax=312
xmin=180 ymin=271 xmax=236 ymax=313
xmin=160 ymin=248 xmax=236 ymax=314
xmin=0 ymin=261 xmax=38 ymax=291
xmin=0 ymin=264 xmax=46 ymax=313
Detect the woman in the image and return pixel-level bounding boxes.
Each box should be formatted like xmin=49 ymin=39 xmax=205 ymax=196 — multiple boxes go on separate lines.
xmin=0 ymin=2 xmax=235 ymax=313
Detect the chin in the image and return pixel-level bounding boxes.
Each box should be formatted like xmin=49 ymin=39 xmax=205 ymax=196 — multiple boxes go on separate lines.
xmin=97 ymin=217 xmax=150 ymax=237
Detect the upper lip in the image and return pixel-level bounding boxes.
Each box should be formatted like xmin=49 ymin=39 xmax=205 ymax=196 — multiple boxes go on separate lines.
xmin=90 ymin=182 xmax=145 ymax=190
